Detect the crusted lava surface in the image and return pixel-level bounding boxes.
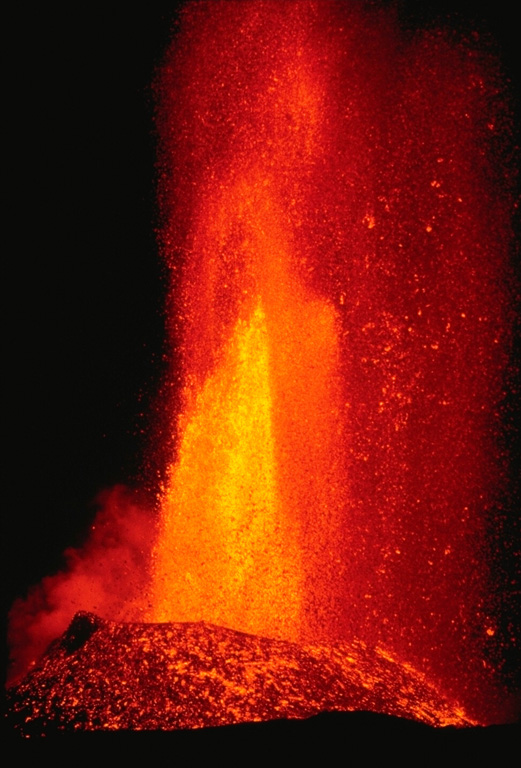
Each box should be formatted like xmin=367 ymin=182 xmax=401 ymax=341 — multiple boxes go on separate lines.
xmin=7 ymin=611 xmax=476 ymax=735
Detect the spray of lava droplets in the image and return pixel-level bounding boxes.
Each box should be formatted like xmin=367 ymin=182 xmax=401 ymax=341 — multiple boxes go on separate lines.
xmin=8 ymin=0 xmax=519 ymax=727
xmin=148 ymin=0 xmax=519 ymax=724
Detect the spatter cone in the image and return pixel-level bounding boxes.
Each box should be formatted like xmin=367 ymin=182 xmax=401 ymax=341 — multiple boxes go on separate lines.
xmin=7 ymin=611 xmax=475 ymax=734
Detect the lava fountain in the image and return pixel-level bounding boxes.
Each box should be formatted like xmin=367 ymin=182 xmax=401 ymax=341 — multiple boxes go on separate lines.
xmin=145 ymin=0 xmax=518 ymax=719
xmin=147 ymin=0 xmax=519 ymax=723
xmin=8 ymin=0 xmax=519 ymax=731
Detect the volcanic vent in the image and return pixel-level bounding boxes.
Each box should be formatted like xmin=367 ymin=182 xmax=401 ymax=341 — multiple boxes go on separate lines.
xmin=7 ymin=0 xmax=520 ymax=734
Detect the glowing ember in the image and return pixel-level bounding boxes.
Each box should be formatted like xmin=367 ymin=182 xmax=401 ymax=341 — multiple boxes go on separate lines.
xmin=7 ymin=0 xmax=519 ymax=733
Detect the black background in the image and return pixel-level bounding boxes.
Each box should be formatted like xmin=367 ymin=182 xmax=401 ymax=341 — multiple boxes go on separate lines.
xmin=7 ymin=4 xmax=182 ymax=611
xmin=5 ymin=0 xmax=520 ymax=697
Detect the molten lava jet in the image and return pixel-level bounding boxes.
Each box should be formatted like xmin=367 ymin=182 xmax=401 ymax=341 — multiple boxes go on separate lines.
xmin=149 ymin=171 xmax=347 ymax=643
xmin=7 ymin=0 xmax=520 ymax=735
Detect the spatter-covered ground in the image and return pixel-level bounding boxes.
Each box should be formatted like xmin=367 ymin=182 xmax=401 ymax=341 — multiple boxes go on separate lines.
xmin=7 ymin=612 xmax=475 ymax=735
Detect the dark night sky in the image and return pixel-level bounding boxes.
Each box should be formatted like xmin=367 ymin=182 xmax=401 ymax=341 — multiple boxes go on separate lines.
xmin=5 ymin=1 xmax=519 ymax=668
xmin=5 ymin=6 xmax=189 ymax=645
